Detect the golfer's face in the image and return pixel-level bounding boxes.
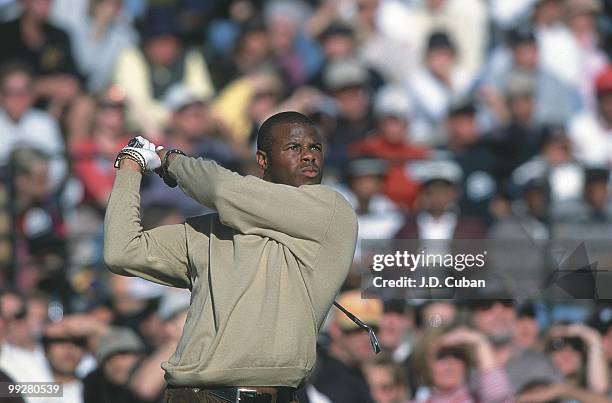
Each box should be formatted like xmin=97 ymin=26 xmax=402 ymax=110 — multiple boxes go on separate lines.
xmin=268 ymin=123 xmax=324 ymax=186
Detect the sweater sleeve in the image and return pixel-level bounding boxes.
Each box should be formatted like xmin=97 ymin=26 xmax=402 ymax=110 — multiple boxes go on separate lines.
xmin=168 ymin=155 xmax=342 ymax=258
xmin=103 ymin=169 xmax=191 ymax=288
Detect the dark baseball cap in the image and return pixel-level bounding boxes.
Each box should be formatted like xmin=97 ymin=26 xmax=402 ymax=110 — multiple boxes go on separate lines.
xmin=448 ymin=98 xmax=477 ymax=117
xmin=584 ymin=167 xmax=610 ymax=184
xmin=507 ymin=26 xmax=536 ymax=47
xmin=427 ymin=31 xmax=456 ymax=52
xmin=318 ymin=21 xmax=354 ymax=42
xmin=138 ymin=6 xmax=182 ymax=40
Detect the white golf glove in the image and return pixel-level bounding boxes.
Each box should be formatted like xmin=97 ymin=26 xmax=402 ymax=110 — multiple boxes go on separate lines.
xmin=114 ymin=136 xmax=163 ymax=173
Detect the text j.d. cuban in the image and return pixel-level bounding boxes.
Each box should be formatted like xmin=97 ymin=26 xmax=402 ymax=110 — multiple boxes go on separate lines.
xmin=373 ymin=276 xmax=486 ymax=288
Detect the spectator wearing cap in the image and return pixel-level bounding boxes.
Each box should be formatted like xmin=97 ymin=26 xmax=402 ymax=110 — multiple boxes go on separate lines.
xmin=349 ymin=85 xmax=430 ymax=210
xmin=489 ymin=70 xmax=548 ymax=171
xmin=0 ymin=0 xmax=82 ymax=118
xmin=553 ymin=166 xmax=612 ymax=240
xmin=308 ymin=21 xmax=385 ymax=94
xmin=350 ymin=85 xmax=429 ymax=163
xmin=395 ymin=159 xmax=486 ymax=239
xmin=443 ymin=100 xmax=506 ymax=224
xmin=336 ymin=157 xmax=402 ymax=238
xmin=511 ymin=126 xmax=583 ymax=215
xmin=113 ymin=5 xmax=214 ymax=136
xmin=483 ymin=24 xmax=580 ymax=128
xmin=0 ymin=62 xmax=68 ymax=191
xmin=481 ymin=25 xmax=537 ymax=130
xmin=467 ymin=292 xmax=564 ymax=393
xmin=568 ymin=66 xmax=612 ymax=167
xmin=410 ymin=325 xmax=513 ymax=403
xmin=163 ymin=85 xmax=243 ymax=163
xmin=377 ymin=0 xmax=487 ymax=78
xmin=406 ymin=30 xmax=476 ymax=142
xmin=82 ymin=326 xmax=151 ymax=403
xmin=543 ymin=323 xmax=609 ymax=395
xmin=52 ymin=0 xmax=137 ymax=93
xmin=310 ymin=289 xmax=380 ymax=403
xmin=575 ymin=167 xmax=610 ymax=221
xmin=490 ymin=172 xmax=552 ymax=242
xmin=323 ymin=57 xmax=376 ymax=171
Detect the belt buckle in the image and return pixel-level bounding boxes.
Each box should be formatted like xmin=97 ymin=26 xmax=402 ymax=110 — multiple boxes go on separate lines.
xmin=236 ymin=388 xmax=258 ymax=402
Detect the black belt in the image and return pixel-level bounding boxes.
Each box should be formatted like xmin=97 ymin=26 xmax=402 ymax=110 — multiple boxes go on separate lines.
xmin=205 ymin=386 xmax=297 ymax=403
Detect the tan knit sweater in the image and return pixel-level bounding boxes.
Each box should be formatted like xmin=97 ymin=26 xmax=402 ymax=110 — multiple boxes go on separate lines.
xmin=104 ymin=156 xmax=358 ymax=387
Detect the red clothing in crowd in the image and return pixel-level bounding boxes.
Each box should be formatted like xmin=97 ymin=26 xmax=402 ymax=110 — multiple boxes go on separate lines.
xmin=348 ymin=134 xmax=430 ymax=162
xmin=70 ymin=137 xmax=129 ymax=206
xmin=349 ymin=134 xmax=430 ymax=210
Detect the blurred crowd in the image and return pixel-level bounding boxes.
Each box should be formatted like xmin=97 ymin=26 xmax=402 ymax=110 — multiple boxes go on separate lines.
xmin=1 ymin=0 xmax=612 ymax=402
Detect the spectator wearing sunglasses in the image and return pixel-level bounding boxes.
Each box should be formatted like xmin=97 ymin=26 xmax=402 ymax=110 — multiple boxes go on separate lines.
xmin=468 ymin=295 xmax=563 ymax=394
xmin=410 ymin=325 xmax=512 ymax=403
xmin=543 ymin=323 xmax=609 ymax=395
xmin=41 ymin=320 xmax=90 ymax=403
xmin=310 ymin=289 xmax=381 ymax=403
xmin=0 ymin=291 xmax=52 ymax=386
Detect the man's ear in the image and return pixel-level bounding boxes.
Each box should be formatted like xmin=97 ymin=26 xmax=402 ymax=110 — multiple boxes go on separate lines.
xmin=256 ymin=150 xmax=268 ymax=171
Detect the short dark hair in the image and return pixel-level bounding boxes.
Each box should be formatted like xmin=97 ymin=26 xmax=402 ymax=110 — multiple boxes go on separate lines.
xmin=256 ymin=111 xmax=316 ymax=154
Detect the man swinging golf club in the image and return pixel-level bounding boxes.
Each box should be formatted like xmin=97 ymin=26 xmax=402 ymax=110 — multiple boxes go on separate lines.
xmin=104 ymin=111 xmax=366 ymax=403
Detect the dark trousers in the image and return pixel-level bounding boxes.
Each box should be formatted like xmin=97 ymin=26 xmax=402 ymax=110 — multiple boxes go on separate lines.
xmin=164 ymin=387 xmax=300 ymax=403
